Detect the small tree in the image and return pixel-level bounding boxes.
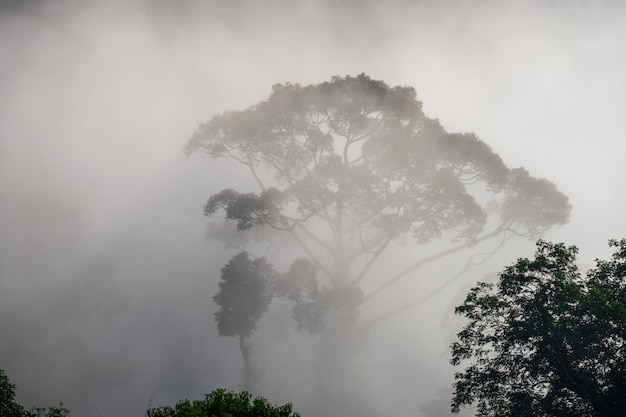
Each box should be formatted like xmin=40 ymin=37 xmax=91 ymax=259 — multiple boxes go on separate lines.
xmin=0 ymin=370 xmax=70 ymax=417
xmin=213 ymin=252 xmax=275 ymax=392
xmin=1 ymin=370 xmax=26 ymax=417
xmin=451 ymin=239 xmax=626 ymax=417
xmin=147 ymin=388 xmax=300 ymax=417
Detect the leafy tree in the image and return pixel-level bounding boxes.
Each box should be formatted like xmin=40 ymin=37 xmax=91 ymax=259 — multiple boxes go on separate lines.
xmin=187 ymin=74 xmax=570 ymax=414
xmin=27 ymin=405 xmax=71 ymax=417
xmin=1 ymin=370 xmax=26 ymax=417
xmin=147 ymin=388 xmax=300 ymax=417
xmin=451 ymin=239 xmax=626 ymax=417
xmin=0 ymin=370 xmax=70 ymax=417
xmin=213 ymin=252 xmax=275 ymax=392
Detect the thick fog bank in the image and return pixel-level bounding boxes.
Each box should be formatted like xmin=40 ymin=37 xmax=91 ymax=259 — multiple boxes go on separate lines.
xmin=1 ymin=1 xmax=626 ymax=416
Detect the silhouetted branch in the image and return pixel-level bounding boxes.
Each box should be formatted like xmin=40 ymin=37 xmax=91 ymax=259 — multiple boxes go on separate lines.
xmin=364 ymin=231 xmax=513 ymax=327
xmin=362 ymin=223 xmax=507 ymax=303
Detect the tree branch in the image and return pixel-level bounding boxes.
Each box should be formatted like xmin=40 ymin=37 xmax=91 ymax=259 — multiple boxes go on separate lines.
xmin=288 ymin=229 xmax=333 ymax=278
xmin=351 ymin=235 xmax=394 ymax=285
xmin=223 ymin=149 xmax=267 ymax=191
xmin=293 ymin=219 xmax=335 ymax=253
xmin=364 ymin=232 xmax=513 ymax=327
xmin=351 ymin=113 xmax=387 ymax=143
xmin=248 ymin=161 xmax=266 ymax=191
xmin=362 ymin=224 xmax=507 ymax=303
xmin=348 ymin=228 xmax=390 ymax=260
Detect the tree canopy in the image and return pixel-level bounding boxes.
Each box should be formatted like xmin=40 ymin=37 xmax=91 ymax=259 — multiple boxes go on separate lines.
xmin=451 ymin=239 xmax=626 ymax=417
xmin=213 ymin=252 xmax=274 ymax=339
xmin=1 ymin=370 xmax=25 ymax=417
xmin=188 ymin=74 xmax=570 ymax=332
xmin=212 ymin=252 xmax=276 ymax=391
xmin=147 ymin=388 xmax=300 ymax=417
xmin=0 ymin=370 xmax=70 ymax=417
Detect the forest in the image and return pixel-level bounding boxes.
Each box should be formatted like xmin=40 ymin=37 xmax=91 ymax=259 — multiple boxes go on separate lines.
xmin=5 ymin=74 xmax=626 ymax=417
xmin=4 ymin=238 xmax=626 ymax=416
xmin=2 ymin=2 xmax=626 ymax=417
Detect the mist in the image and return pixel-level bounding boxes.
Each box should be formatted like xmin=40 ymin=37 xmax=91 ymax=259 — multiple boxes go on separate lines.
xmin=1 ymin=1 xmax=626 ymax=416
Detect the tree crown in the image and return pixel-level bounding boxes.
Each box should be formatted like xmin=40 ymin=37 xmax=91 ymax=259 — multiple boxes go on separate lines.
xmin=190 ymin=74 xmax=571 ymax=333
xmin=147 ymin=388 xmax=300 ymax=417
xmin=188 ymin=74 xmax=569 ymax=255
xmin=451 ymin=239 xmax=626 ymax=417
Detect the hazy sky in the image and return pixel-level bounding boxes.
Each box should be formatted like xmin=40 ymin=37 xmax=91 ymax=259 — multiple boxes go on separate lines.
xmin=1 ymin=1 xmax=625 ymax=416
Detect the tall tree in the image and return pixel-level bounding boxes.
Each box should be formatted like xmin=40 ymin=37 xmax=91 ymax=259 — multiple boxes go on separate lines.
xmin=451 ymin=239 xmax=626 ymax=417
xmin=187 ymin=74 xmax=570 ymax=414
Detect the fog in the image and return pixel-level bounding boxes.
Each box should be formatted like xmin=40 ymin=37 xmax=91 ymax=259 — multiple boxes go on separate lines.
xmin=1 ymin=0 xmax=625 ymax=416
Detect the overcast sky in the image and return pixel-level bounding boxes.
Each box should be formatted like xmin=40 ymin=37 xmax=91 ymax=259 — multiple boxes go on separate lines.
xmin=1 ymin=1 xmax=625 ymax=416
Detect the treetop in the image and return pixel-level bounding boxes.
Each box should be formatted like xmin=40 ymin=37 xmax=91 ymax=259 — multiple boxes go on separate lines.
xmin=187 ymin=73 xmax=570 ymax=249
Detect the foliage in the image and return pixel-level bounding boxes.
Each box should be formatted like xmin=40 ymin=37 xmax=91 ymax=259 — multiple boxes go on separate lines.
xmin=146 ymin=388 xmax=300 ymax=417
xmin=188 ymin=74 xmax=570 ymax=414
xmin=0 ymin=370 xmax=70 ymax=417
xmin=1 ymin=370 xmax=26 ymax=417
xmin=189 ymin=73 xmax=570 ymax=335
xmin=451 ymin=239 xmax=626 ymax=417
xmin=27 ymin=405 xmax=71 ymax=417
xmin=213 ymin=252 xmax=275 ymax=338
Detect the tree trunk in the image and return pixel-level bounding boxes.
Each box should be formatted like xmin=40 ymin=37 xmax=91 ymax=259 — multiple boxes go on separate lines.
xmin=239 ymin=335 xmax=261 ymax=394
xmin=307 ymin=300 xmax=378 ymax=417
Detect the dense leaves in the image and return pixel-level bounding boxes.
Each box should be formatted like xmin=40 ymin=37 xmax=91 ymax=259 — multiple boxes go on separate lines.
xmin=451 ymin=239 xmax=626 ymax=417
xmin=0 ymin=370 xmax=70 ymax=417
xmin=0 ymin=370 xmax=24 ymax=417
xmin=213 ymin=252 xmax=275 ymax=338
xmin=147 ymin=388 xmax=300 ymax=417
xmin=189 ymin=74 xmax=570 ymax=306
xmin=205 ymin=189 xmax=286 ymax=231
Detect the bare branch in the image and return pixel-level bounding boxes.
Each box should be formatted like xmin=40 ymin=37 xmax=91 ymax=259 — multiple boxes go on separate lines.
xmin=351 ymin=236 xmax=393 ymax=285
xmin=248 ymin=162 xmax=266 ymax=192
xmin=364 ymin=231 xmax=514 ymax=327
xmin=348 ymin=228 xmax=390 ymax=260
xmin=362 ymin=224 xmax=506 ymax=303
xmin=293 ymin=219 xmax=334 ymax=253
xmin=288 ymin=229 xmax=333 ymax=278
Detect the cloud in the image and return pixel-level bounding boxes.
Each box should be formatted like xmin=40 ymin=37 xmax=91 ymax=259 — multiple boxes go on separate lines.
xmin=1 ymin=1 xmax=625 ymax=416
